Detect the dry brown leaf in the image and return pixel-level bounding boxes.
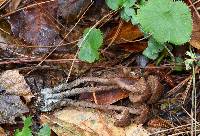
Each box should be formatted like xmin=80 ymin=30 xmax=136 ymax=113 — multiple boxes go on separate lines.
xmin=58 ymin=0 xmax=91 ymax=24
xmin=0 ymin=70 xmax=33 ymax=102
xmin=79 ymin=89 xmax=129 ymax=105
xmin=117 ymin=41 xmax=147 ymax=53
xmin=105 ymin=22 xmax=143 ymax=45
xmin=189 ymin=12 xmax=200 ymax=49
xmin=41 ymin=107 xmax=150 ymax=136
xmin=8 ymin=0 xmax=61 ymax=53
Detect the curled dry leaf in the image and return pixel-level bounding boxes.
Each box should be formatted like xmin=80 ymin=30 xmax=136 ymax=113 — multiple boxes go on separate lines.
xmin=114 ymin=109 xmax=131 ymax=127
xmin=147 ymin=75 xmax=163 ymax=104
xmin=0 ymin=70 xmax=33 ymax=102
xmin=0 ymin=94 xmax=29 ymax=124
xmin=40 ymin=108 xmax=150 ymax=136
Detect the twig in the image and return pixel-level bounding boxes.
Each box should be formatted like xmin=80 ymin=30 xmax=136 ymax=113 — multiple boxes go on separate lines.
xmin=42 ymin=85 xmax=119 ymax=99
xmin=0 ymin=0 xmax=56 ymax=19
xmin=102 ymin=19 xmax=123 ymax=52
xmin=46 ymin=77 xmax=139 ymax=94
xmin=40 ymin=98 xmax=140 ymax=114
xmin=188 ymin=0 xmax=200 ymax=19
xmin=121 ymin=34 xmax=151 ymax=43
xmin=0 ymin=58 xmax=79 ymax=65
xmin=166 ymin=75 xmax=192 ymax=97
xmin=150 ymin=124 xmax=192 ymax=135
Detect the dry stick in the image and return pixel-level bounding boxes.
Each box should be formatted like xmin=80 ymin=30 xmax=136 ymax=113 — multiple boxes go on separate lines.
xmin=0 ymin=0 xmax=56 ymax=19
xmin=0 ymin=0 xmax=10 ymax=10
xmin=60 ymin=99 xmax=140 ymax=115
xmin=169 ymin=130 xmax=200 ymax=136
xmin=102 ymin=19 xmax=123 ymax=52
xmin=47 ymin=86 xmax=119 ymax=99
xmin=166 ymin=75 xmax=192 ymax=97
xmin=166 ymin=67 xmax=200 ymax=97
xmin=0 ymin=27 xmax=10 ymax=35
xmin=188 ymin=0 xmax=200 ymax=19
xmin=193 ymin=0 xmax=200 ymax=6
xmin=15 ymin=40 xmax=78 ymax=48
xmin=181 ymin=107 xmax=200 ymax=126
xmin=26 ymin=1 xmax=94 ymax=75
xmin=121 ymin=34 xmax=151 ymax=43
xmin=51 ymin=77 xmax=112 ymax=93
xmin=49 ymin=77 xmax=138 ymax=94
xmin=182 ymin=76 xmax=193 ymax=104
xmin=150 ymin=124 xmax=192 ymax=135
xmin=0 ymin=58 xmax=79 ymax=65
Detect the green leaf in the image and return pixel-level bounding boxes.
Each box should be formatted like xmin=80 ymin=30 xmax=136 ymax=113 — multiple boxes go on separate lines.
xmin=139 ymin=0 xmax=147 ymax=6
xmin=120 ymin=7 xmax=138 ymax=24
xmin=138 ymin=0 xmax=192 ymax=45
xmin=185 ymin=59 xmax=193 ymax=70
xmin=105 ymin=0 xmax=124 ymax=10
xmin=130 ymin=11 xmax=138 ymax=25
xmin=186 ymin=51 xmax=196 ymax=59
xmin=120 ymin=8 xmax=131 ymax=22
xmin=174 ymin=57 xmax=184 ymax=71
xmin=38 ymin=124 xmax=51 ymax=136
xmin=23 ymin=116 xmax=32 ymax=127
xmin=78 ymin=28 xmax=103 ymax=63
xmin=143 ymin=38 xmax=164 ymax=60
xmin=15 ymin=116 xmax=32 ymax=136
xmin=122 ymin=0 xmax=136 ymax=8
xmin=184 ymin=51 xmax=196 ymax=70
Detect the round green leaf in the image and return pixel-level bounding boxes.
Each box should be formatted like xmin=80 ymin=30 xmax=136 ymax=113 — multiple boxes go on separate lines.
xmin=143 ymin=38 xmax=164 ymax=60
xmin=138 ymin=0 xmax=192 ymax=45
xmin=105 ymin=0 xmax=124 ymax=10
xmin=123 ymin=0 xmax=136 ymax=8
xmin=78 ymin=28 xmax=103 ymax=63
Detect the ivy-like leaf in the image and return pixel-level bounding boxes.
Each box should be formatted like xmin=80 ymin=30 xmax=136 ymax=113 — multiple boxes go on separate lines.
xmin=184 ymin=51 xmax=196 ymax=70
xmin=122 ymin=0 xmax=136 ymax=8
xmin=15 ymin=116 xmax=32 ymax=136
xmin=78 ymin=28 xmax=103 ymax=63
xmin=143 ymin=38 xmax=164 ymax=60
xmin=120 ymin=7 xmax=133 ymax=22
xmin=105 ymin=0 xmax=124 ymax=10
xmin=38 ymin=124 xmax=51 ymax=136
xmin=138 ymin=0 xmax=192 ymax=45
xmin=120 ymin=7 xmax=138 ymax=24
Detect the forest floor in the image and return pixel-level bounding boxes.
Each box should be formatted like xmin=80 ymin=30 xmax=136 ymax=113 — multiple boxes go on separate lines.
xmin=0 ymin=0 xmax=200 ymax=135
